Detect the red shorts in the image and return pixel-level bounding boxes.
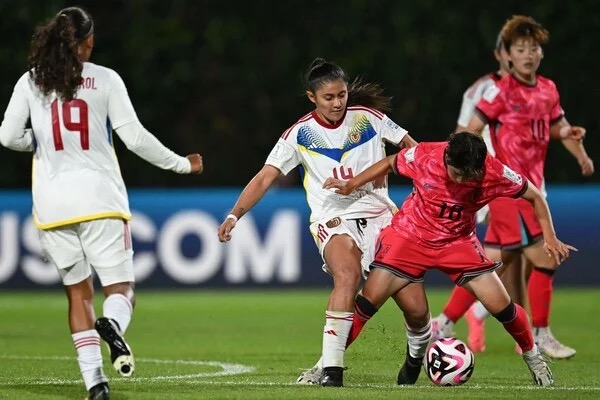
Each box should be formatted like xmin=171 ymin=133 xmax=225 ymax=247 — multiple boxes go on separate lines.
xmin=484 ymin=197 xmax=543 ymax=250
xmin=371 ymin=226 xmax=501 ymax=286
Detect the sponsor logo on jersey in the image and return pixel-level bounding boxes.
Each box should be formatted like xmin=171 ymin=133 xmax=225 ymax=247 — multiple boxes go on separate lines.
xmin=271 ymin=142 xmax=285 ymax=159
xmin=502 ymin=165 xmax=522 ymax=185
xmin=326 ymin=217 xmax=341 ymax=228
xmin=482 ymin=85 xmax=500 ymax=102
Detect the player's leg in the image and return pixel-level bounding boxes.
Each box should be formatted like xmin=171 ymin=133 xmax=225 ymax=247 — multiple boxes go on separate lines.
xmin=523 ymin=240 xmax=575 ymax=359
xmin=39 ymin=226 xmax=109 ymax=399
xmin=391 ymin=283 xmax=431 ymax=385
xmin=81 ymin=219 xmax=137 ymax=376
xmin=317 ymin=233 xmax=363 ymax=387
xmin=467 ymin=248 xmax=523 ymax=353
xmin=463 ymin=272 xmax=553 ymax=386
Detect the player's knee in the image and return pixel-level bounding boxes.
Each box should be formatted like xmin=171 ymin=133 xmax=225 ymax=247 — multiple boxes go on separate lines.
xmin=492 ymin=301 xmax=516 ymax=324
xmin=355 ymin=294 xmax=378 ymax=319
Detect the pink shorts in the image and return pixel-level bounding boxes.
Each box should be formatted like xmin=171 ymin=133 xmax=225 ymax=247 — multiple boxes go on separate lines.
xmin=484 ymin=197 xmax=543 ymax=250
xmin=371 ymin=226 xmax=501 ymax=286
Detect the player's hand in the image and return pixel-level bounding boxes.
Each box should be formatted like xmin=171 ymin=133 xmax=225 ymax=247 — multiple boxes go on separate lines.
xmin=187 ymin=154 xmax=203 ymax=174
xmin=323 ymin=177 xmax=354 ymax=195
xmin=543 ymin=236 xmax=577 ymax=265
xmin=578 ymin=156 xmax=594 ymax=176
xmin=218 ymin=217 xmax=236 ymax=242
xmin=560 ymin=126 xmax=586 ymax=141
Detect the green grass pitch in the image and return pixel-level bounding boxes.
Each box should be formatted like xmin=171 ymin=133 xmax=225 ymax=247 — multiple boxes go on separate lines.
xmin=0 ymin=288 xmax=598 ymax=399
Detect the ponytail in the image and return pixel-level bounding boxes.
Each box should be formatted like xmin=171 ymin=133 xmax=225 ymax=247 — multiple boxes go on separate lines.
xmin=28 ymin=7 xmax=93 ymax=101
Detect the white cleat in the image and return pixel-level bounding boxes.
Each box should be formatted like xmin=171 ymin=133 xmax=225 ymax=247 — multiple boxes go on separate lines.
xmin=523 ymin=346 xmax=554 ymax=387
xmin=296 ymin=365 xmax=323 ymax=385
xmin=535 ymin=329 xmax=576 ymax=360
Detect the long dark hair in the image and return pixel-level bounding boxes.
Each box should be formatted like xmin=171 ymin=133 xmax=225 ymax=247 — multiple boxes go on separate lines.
xmin=28 ymin=7 xmax=94 ymax=101
xmin=303 ymin=58 xmax=392 ymax=113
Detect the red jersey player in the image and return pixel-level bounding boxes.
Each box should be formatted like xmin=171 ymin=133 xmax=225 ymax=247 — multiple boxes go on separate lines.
xmin=323 ymin=132 xmax=575 ymax=386
xmin=433 ymin=15 xmax=593 ymax=360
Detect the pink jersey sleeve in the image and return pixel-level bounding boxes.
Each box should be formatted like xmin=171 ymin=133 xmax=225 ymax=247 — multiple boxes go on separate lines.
xmin=483 ymin=155 xmax=528 ymax=200
xmin=549 ymin=83 xmax=564 ymax=123
xmin=394 ymin=145 xmax=419 ymax=180
xmin=475 ymin=83 xmax=505 ymax=123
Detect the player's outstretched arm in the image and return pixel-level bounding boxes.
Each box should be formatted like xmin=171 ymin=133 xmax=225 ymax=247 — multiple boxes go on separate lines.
xmin=218 ymin=165 xmax=281 ymax=242
xmin=323 ymin=154 xmax=395 ymax=195
xmin=0 ymin=80 xmax=35 ymax=152
xmin=521 ymin=181 xmax=577 ymax=264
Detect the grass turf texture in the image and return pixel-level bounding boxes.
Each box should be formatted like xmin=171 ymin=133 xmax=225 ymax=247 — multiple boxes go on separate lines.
xmin=0 ymin=288 xmax=598 ymax=399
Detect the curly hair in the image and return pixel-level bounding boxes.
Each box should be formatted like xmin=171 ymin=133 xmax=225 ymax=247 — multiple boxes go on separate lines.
xmin=27 ymin=7 xmax=94 ymax=101
xmin=501 ymin=15 xmax=549 ymax=51
xmin=303 ymin=57 xmax=392 ymax=113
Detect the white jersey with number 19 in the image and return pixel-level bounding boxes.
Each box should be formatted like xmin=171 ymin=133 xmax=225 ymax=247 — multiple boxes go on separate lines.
xmin=0 ymin=62 xmax=190 ymax=229
xmin=266 ymin=106 xmax=407 ymax=222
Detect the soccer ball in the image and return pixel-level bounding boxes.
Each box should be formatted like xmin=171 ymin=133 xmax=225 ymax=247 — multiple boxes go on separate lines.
xmin=424 ymin=338 xmax=475 ymax=386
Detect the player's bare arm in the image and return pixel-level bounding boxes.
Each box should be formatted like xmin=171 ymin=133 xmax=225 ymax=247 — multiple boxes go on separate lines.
xmin=399 ymin=134 xmax=418 ymax=149
xmin=218 ymin=164 xmax=281 ymax=242
xmin=550 ymin=119 xmax=594 ymax=176
xmin=465 ymin=114 xmax=486 ymax=135
xmin=520 ymin=181 xmax=577 ymax=264
xmin=323 ymin=154 xmax=395 ymax=195
xmin=549 ymin=117 xmax=586 ymax=141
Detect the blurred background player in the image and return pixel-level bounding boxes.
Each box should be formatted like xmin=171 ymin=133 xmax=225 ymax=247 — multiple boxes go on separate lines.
xmin=432 ymin=15 xmax=593 ymax=359
xmin=0 ymin=7 xmax=203 ymax=400
xmin=323 ymin=131 xmax=571 ymax=387
xmin=218 ymin=58 xmax=430 ymax=387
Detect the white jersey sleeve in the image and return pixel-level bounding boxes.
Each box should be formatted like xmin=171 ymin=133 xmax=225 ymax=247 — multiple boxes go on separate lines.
xmin=457 ymin=74 xmax=496 ymax=128
xmin=0 ymin=73 xmax=35 ymax=151
xmin=265 ymin=121 xmax=302 ymax=175
xmin=376 ymin=114 xmax=408 ymax=145
xmin=107 ymin=70 xmax=190 ymax=173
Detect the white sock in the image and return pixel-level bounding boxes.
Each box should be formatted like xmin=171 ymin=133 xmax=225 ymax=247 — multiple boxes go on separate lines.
xmin=103 ymin=294 xmax=133 ymax=334
xmin=313 ymin=356 xmax=323 ymax=369
xmin=534 ymin=326 xmax=550 ymax=337
xmin=72 ymin=330 xmax=107 ymax=390
xmin=473 ymin=301 xmax=490 ymax=320
xmin=439 ymin=313 xmax=455 ymax=333
xmin=406 ymin=319 xmax=432 ymax=359
xmin=322 ymin=311 xmax=353 ymax=368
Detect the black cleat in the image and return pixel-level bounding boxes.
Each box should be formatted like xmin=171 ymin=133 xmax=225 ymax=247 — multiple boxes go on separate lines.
xmin=321 ymin=366 xmax=343 ymax=387
xmin=95 ymin=317 xmax=135 ymax=377
xmin=86 ymin=382 xmax=109 ymax=400
xmin=397 ymin=351 xmax=423 ymax=385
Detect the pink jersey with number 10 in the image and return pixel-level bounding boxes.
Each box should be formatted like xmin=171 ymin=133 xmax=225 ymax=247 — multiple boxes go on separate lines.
xmin=475 ymin=74 xmax=563 ymax=189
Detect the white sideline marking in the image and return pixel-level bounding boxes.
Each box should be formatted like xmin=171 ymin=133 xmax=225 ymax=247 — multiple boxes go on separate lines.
xmin=0 ymin=355 xmax=255 ymax=386
xmin=0 ymin=355 xmax=598 ymax=391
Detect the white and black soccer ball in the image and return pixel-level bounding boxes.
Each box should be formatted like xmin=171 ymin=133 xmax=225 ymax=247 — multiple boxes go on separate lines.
xmin=424 ymin=338 xmax=475 ymax=386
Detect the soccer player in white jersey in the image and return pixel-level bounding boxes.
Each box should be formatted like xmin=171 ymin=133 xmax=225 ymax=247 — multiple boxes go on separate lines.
xmin=0 ymin=7 xmax=202 ymax=400
xmin=218 ymin=58 xmax=431 ymax=387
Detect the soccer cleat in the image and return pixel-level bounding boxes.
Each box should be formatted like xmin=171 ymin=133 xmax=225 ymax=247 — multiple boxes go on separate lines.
xmin=296 ymin=365 xmax=323 ymax=385
xmin=95 ymin=317 xmax=135 ymax=377
xmin=522 ymin=347 xmax=553 ymax=387
xmin=86 ymin=382 xmax=109 ymax=400
xmin=397 ymin=350 xmax=423 ymax=385
xmin=535 ymin=329 xmax=576 ymax=360
xmin=431 ymin=316 xmax=454 ymax=341
xmin=321 ymin=367 xmax=343 ymax=387
xmin=465 ymin=306 xmax=486 ymax=353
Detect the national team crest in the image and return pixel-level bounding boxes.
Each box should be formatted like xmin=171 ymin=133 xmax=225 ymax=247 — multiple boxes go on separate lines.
xmin=349 ymin=131 xmax=361 ymax=144
xmin=326 ymin=217 xmax=342 ymax=228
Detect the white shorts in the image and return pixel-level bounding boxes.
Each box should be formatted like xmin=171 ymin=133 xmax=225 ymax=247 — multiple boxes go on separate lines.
xmin=39 ymin=218 xmax=134 ymax=286
xmin=309 ymin=211 xmax=393 ymax=276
